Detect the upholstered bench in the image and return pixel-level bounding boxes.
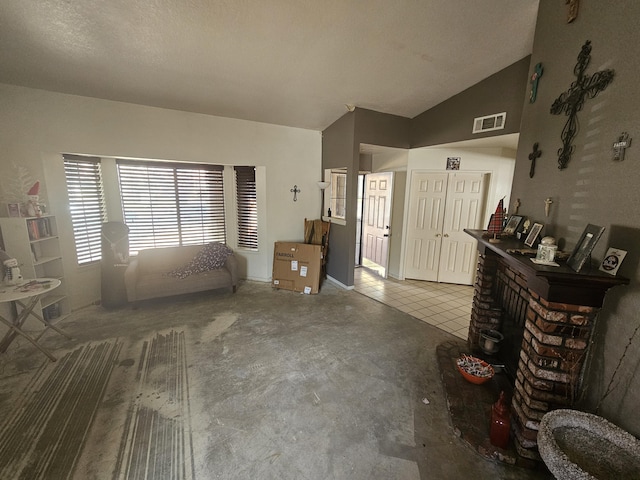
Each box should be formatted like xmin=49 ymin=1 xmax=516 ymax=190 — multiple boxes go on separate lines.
xmin=124 ymin=243 xmax=238 ymax=304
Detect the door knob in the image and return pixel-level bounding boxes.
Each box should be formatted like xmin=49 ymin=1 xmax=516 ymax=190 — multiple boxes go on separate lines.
xmin=435 ymin=233 xmax=441 ymax=237
xmin=443 ymin=233 xmax=449 ymax=237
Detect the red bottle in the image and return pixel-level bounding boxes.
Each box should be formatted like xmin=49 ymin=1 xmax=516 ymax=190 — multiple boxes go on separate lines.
xmin=490 ymin=391 xmax=511 ymax=449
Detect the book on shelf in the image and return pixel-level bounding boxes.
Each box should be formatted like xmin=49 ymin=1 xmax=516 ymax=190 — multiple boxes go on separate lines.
xmin=27 ymin=217 xmax=52 ymax=240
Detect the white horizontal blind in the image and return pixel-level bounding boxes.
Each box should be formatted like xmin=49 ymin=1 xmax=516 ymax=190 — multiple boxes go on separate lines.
xmin=63 ymin=155 xmax=107 ymax=264
xmin=117 ymin=161 xmax=225 ymax=255
xmin=234 ymin=166 xmax=258 ymax=249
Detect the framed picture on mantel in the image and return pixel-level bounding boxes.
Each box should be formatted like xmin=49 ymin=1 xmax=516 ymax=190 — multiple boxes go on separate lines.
xmin=567 ymin=224 xmax=605 ymax=272
xmin=524 ymin=222 xmax=543 ymax=247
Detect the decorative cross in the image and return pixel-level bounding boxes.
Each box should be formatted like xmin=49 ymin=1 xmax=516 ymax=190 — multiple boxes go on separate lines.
xmin=290 ymin=185 xmax=300 ymax=201
xmin=513 ymin=198 xmax=521 ymax=215
xmin=529 ymin=63 xmax=543 ymax=103
xmin=612 ymin=132 xmax=632 ymax=161
xmin=528 ymin=142 xmax=542 ymax=178
xmin=545 ymin=197 xmax=553 ymax=217
xmin=550 ymin=41 xmax=615 ymax=170
xmin=566 ymin=0 xmax=579 ymax=23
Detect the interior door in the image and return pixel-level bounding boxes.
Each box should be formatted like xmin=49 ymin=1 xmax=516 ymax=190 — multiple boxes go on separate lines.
xmin=404 ymin=172 xmax=448 ymax=281
xmin=362 ymin=172 xmax=393 ymax=276
xmin=438 ymin=173 xmax=488 ymax=284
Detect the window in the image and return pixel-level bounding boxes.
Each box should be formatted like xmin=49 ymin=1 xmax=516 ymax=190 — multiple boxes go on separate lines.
xmin=234 ymin=166 xmax=258 ymax=249
xmin=117 ymin=161 xmax=225 ymax=255
xmin=63 ymin=155 xmax=107 ymax=264
xmin=330 ymin=170 xmax=347 ymax=219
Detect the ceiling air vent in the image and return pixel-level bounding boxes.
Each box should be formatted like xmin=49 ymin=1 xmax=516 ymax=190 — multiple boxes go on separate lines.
xmin=472 ymin=112 xmax=507 ymax=134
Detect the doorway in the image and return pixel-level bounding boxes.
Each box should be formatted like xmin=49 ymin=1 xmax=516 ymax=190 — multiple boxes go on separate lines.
xmin=361 ymin=172 xmax=393 ymax=278
xmin=356 ymin=172 xmax=394 ymax=278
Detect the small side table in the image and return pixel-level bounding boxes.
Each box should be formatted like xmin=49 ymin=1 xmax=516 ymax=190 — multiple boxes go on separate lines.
xmin=0 ymin=278 xmax=71 ymax=361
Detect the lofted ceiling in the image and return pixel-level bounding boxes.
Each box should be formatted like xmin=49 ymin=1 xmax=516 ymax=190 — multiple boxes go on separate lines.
xmin=0 ymin=1 xmax=539 ymax=131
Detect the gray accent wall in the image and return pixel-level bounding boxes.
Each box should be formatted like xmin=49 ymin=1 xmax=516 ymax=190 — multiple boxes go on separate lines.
xmin=411 ymin=56 xmax=531 ymax=148
xmin=322 ymin=112 xmax=357 ymax=287
xmin=322 ymin=109 xmax=409 ymax=287
xmin=511 ymin=0 xmax=640 ymax=436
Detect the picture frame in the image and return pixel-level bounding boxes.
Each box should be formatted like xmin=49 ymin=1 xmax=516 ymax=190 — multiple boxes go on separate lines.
xmin=524 ymin=222 xmax=543 ymax=247
xmin=7 ymin=203 xmax=21 ymax=217
xmin=446 ymin=157 xmax=461 ymax=170
xmin=503 ymin=215 xmax=523 ymax=235
xmin=599 ymin=247 xmax=627 ymax=276
xmin=567 ymin=224 xmax=605 ymax=272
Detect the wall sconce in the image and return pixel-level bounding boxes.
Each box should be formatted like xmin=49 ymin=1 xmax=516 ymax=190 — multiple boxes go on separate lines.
xmin=317 ymin=181 xmax=330 ymax=217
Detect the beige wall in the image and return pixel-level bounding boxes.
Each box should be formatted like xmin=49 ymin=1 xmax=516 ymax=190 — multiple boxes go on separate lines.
xmin=0 ymin=84 xmax=322 ymax=309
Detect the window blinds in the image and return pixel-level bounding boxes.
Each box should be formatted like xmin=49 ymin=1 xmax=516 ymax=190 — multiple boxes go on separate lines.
xmin=63 ymin=155 xmax=107 ymax=264
xmin=117 ymin=161 xmax=225 ymax=255
xmin=234 ymin=166 xmax=258 ymax=249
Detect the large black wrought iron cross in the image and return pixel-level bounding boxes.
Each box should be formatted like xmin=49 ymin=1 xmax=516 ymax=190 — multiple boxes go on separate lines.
xmin=550 ymin=40 xmax=614 ymax=170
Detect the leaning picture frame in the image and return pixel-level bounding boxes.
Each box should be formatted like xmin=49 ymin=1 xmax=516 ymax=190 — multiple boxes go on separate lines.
xmin=7 ymin=203 xmax=21 ymax=217
xmin=524 ymin=222 xmax=543 ymax=247
xmin=503 ymin=215 xmax=523 ymax=235
xmin=567 ymin=224 xmax=605 ymax=272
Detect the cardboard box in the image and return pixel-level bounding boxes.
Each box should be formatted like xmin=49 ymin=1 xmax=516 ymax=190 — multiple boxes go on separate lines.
xmin=272 ymin=242 xmax=322 ymax=294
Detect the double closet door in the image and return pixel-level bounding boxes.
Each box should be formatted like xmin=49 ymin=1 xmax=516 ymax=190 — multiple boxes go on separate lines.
xmin=404 ymin=171 xmax=488 ymax=285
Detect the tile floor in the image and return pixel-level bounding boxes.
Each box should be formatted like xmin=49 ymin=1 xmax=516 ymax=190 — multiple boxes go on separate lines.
xmin=353 ymin=266 xmax=474 ymax=340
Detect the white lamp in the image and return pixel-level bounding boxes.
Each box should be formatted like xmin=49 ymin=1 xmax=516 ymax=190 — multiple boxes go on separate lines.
xmin=317 ymin=181 xmax=330 ymax=218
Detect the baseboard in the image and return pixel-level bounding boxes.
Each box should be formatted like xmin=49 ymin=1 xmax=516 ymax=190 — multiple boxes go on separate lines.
xmin=326 ymin=275 xmax=354 ymax=290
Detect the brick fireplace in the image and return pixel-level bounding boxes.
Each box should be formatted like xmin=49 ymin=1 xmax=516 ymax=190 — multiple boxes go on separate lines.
xmin=465 ymin=229 xmax=628 ymax=460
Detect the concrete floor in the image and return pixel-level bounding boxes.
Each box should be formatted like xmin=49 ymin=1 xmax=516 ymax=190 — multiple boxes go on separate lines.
xmin=0 ymin=280 xmax=552 ymax=479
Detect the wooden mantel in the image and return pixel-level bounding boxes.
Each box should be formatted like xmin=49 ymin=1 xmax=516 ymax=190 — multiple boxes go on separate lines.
xmin=465 ymin=229 xmax=629 ymax=307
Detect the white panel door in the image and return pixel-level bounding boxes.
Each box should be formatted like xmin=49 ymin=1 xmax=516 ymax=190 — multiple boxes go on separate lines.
xmin=362 ymin=172 xmax=393 ymax=273
xmin=438 ymin=173 xmax=488 ymax=284
xmin=404 ymin=172 xmax=448 ymax=281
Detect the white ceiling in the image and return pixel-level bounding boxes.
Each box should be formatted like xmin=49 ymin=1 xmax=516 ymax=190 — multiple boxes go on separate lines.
xmin=0 ymin=1 xmax=539 ymax=131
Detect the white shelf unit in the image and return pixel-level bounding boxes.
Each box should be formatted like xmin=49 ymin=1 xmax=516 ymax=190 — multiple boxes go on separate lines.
xmin=0 ymin=215 xmax=70 ymax=328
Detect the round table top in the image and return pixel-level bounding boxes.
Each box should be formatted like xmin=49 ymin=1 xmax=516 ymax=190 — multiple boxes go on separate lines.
xmin=0 ymin=278 xmax=61 ymax=303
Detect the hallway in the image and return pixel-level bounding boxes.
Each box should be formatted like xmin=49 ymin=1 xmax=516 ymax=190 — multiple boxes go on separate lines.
xmin=354 ymin=266 xmax=474 ymax=340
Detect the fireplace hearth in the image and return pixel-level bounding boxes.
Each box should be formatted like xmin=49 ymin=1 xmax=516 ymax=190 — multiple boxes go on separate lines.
xmin=464 ymin=229 xmax=629 ymax=460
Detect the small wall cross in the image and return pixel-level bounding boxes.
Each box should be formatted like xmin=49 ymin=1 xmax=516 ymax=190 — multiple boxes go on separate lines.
xmin=550 ymin=41 xmax=615 ymax=170
xmin=529 ymin=63 xmax=543 ymax=103
xmin=613 ymin=132 xmax=632 ymax=161
xmin=528 ymin=143 xmax=542 ymax=178
xmin=290 ymin=185 xmax=300 ymax=201
xmin=566 ymin=0 xmax=579 ymax=23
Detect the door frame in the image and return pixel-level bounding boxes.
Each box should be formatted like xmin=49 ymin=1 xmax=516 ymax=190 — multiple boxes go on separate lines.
xmin=359 ymin=172 xmax=394 ymax=278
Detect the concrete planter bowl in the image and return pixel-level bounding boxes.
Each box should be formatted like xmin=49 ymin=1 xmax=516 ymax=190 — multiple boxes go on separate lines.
xmin=538 ymin=409 xmax=640 ymax=479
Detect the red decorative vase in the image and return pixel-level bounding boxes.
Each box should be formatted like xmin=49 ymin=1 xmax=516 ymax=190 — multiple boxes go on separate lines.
xmin=490 ymin=391 xmax=511 ymax=449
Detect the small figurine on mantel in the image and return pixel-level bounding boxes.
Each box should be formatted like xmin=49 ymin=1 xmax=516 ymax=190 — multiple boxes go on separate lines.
xmin=26 ymin=181 xmax=43 ymax=217
xmin=512 ymin=198 xmax=521 ymax=215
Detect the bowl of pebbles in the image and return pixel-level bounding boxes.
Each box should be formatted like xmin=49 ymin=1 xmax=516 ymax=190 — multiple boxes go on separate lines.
xmin=456 ymin=354 xmax=495 ymax=384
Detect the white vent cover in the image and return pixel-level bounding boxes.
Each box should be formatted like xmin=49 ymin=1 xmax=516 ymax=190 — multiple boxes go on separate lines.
xmin=472 ymin=112 xmax=507 ymax=134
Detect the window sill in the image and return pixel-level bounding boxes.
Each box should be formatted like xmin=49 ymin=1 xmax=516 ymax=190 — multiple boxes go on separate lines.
xmin=323 ymin=216 xmax=346 ymax=226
